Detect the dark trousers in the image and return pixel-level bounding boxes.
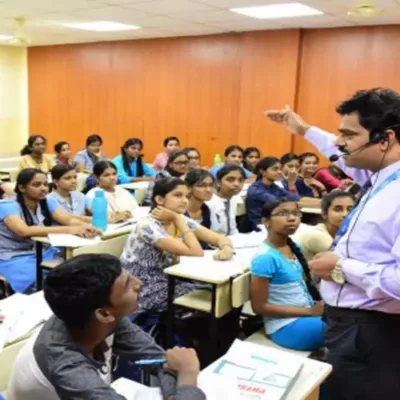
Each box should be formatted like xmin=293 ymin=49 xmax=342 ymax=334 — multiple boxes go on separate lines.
xmin=324 ymin=306 xmax=400 ymax=400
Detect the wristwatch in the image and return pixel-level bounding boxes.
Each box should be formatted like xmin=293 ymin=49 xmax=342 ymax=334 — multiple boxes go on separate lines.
xmin=331 ymin=259 xmax=346 ymax=284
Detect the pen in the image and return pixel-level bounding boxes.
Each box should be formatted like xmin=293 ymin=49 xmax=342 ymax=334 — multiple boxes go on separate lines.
xmin=135 ymin=358 xmax=166 ymax=366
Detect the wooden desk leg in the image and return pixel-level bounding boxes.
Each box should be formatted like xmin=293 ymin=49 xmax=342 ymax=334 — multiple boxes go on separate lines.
xmin=36 ymin=241 xmax=43 ymax=291
xmin=166 ymin=276 xmax=176 ymax=349
xmin=207 ymin=284 xmax=218 ymax=365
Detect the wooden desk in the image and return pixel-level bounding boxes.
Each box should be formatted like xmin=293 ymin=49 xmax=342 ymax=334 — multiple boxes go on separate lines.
xmin=32 ymin=225 xmax=134 ymax=290
xmin=164 ymin=249 xmax=255 ymax=363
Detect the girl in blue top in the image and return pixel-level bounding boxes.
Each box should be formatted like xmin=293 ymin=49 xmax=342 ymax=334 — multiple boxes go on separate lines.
xmin=0 ymin=169 xmax=98 ymax=293
xmin=250 ymin=198 xmax=324 ymax=351
xmin=112 ymin=138 xmax=155 ymax=184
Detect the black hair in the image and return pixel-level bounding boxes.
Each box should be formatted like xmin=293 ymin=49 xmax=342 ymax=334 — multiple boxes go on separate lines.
xmin=165 ymin=150 xmax=188 ymax=177
xmin=15 ymin=168 xmax=52 ymax=227
xmin=224 ymin=145 xmax=244 ymax=157
xmin=184 ymin=168 xmax=214 ymax=187
xmin=20 ymin=135 xmax=46 ymax=156
xmin=261 ymin=198 xmax=321 ymax=301
xmin=51 ymin=164 xmax=76 ymax=186
xmin=86 ymin=134 xmax=103 ymax=147
xmin=280 ymin=152 xmax=299 ymax=166
xmin=54 ymin=141 xmax=69 ymax=154
xmin=44 ymin=254 xmax=122 ymax=329
xmin=121 ymin=138 xmax=144 ymax=178
xmin=151 ymin=177 xmax=185 ymax=209
xmin=243 ymin=147 xmax=261 ymax=171
xmin=327 ymin=165 xmax=347 ymax=180
xmin=321 ymin=190 xmax=355 ymax=214
xmin=254 ymin=157 xmax=280 ymax=180
xmin=183 ymin=147 xmax=200 ymax=158
xmin=163 ymin=136 xmax=180 ymax=147
xmin=93 ymin=161 xmax=117 ymax=178
xmin=299 ymin=152 xmax=319 ymax=165
xmin=216 ymin=163 xmax=246 ymax=181
xmin=336 ymin=88 xmax=400 ymax=142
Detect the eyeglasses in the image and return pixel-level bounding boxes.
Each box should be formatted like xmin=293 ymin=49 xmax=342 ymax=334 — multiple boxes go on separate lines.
xmin=195 ymin=183 xmax=215 ymax=189
xmin=173 ymin=161 xmax=189 ymax=166
xmin=271 ymin=211 xmax=302 ymax=218
xmin=188 ymin=156 xmax=200 ymax=160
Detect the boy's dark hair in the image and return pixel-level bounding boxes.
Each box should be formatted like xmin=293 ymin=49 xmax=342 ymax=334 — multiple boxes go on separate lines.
xmin=44 ymin=254 xmax=122 ymax=329
xmin=163 ymin=136 xmax=180 ymax=147
xmin=336 ymin=88 xmax=400 ymax=142
xmin=321 ymin=191 xmax=355 ymax=214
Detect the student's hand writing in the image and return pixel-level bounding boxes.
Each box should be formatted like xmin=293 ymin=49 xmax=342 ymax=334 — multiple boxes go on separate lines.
xmin=264 ymin=105 xmax=310 ymax=136
xmin=67 ymin=225 xmax=100 ymax=238
xmin=164 ymin=347 xmax=200 ymax=375
xmin=152 ymin=206 xmax=179 ymax=223
xmin=214 ymin=246 xmax=234 ymax=261
xmin=309 ymin=301 xmax=325 ymax=316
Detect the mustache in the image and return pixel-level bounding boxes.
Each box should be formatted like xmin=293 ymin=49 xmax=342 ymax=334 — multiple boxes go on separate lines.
xmin=337 ymin=145 xmax=349 ymax=154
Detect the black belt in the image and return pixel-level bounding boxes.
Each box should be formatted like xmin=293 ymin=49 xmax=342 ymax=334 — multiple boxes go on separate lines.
xmin=324 ymin=305 xmax=400 ymax=324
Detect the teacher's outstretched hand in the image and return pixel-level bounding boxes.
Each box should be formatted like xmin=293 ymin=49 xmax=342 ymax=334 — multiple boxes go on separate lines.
xmin=264 ymin=105 xmax=311 ymax=136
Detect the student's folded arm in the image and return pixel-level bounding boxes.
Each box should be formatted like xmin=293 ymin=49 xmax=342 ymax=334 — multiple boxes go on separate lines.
xmin=52 ymin=208 xmax=86 ymax=226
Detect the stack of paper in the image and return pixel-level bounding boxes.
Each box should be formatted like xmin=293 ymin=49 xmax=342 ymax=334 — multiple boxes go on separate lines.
xmin=48 ymin=234 xmax=101 ymax=248
xmin=199 ymin=340 xmax=304 ymax=400
xmin=0 ymin=292 xmax=52 ymax=350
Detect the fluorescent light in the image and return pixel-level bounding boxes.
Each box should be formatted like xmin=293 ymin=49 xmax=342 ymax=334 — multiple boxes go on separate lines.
xmin=230 ymin=3 xmax=324 ymax=19
xmin=63 ymin=21 xmax=140 ymax=32
xmin=0 ymin=35 xmax=14 ymax=41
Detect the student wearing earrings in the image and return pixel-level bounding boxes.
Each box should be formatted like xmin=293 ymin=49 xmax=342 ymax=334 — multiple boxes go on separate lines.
xmin=207 ymin=164 xmax=245 ymax=236
xmin=0 ymin=169 xmax=99 ymax=293
xmin=112 ymin=138 xmax=155 ymax=184
xmin=18 ymin=135 xmax=56 ymax=173
xmin=250 ymin=198 xmax=324 ymax=351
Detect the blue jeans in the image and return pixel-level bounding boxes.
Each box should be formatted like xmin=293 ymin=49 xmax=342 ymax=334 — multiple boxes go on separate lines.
xmin=270 ymin=317 xmax=325 ymax=351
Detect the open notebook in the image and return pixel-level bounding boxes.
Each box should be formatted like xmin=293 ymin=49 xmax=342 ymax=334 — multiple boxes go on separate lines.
xmin=199 ymin=340 xmax=304 ymax=400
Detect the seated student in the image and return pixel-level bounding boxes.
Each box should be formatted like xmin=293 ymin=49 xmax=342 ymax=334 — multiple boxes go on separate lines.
xmin=7 ymin=254 xmax=205 ymax=400
xmin=246 ymin=157 xmax=320 ymax=230
xmin=209 ymin=145 xmax=254 ymax=180
xmin=153 ymin=136 xmax=180 ymax=171
xmin=243 ymin=147 xmax=261 ymax=173
xmin=207 ymin=164 xmax=245 ymax=236
xmin=297 ymin=191 xmax=355 ymax=261
xmin=183 ymin=147 xmax=201 ymax=170
xmin=18 ymin=135 xmax=56 ymax=173
xmin=275 ymin=152 xmax=300 ymax=189
xmin=314 ymin=165 xmax=353 ymax=192
xmin=86 ymin=161 xmax=139 ymax=220
xmin=0 ymin=168 xmax=98 ymax=293
xmin=112 ymin=138 xmax=155 ymax=184
xmin=250 ymin=198 xmax=324 ymax=351
xmin=120 ymin=177 xmax=233 ymax=313
xmin=185 ymin=169 xmax=219 ymax=248
xmin=293 ymin=152 xmax=327 ymax=198
xmin=54 ymin=141 xmax=79 ymax=171
xmin=143 ymin=150 xmax=189 ymax=206
xmin=74 ymin=134 xmax=107 ymax=173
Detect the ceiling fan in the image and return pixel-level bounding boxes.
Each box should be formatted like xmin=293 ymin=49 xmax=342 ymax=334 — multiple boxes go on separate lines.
xmin=347 ymin=0 xmax=400 ymax=18
xmin=7 ymin=18 xmax=31 ymax=46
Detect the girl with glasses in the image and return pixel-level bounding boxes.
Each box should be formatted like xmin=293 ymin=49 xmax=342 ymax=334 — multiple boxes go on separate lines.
xmin=143 ymin=150 xmax=189 ymax=206
xmin=250 ymin=198 xmax=324 ymax=351
xmin=185 ymin=169 xmax=219 ymax=248
xmin=183 ymin=147 xmax=201 ymax=170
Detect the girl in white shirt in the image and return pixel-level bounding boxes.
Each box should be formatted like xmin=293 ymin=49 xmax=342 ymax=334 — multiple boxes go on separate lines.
xmin=86 ymin=161 xmax=139 ymax=221
xmin=207 ymin=164 xmax=245 ymax=236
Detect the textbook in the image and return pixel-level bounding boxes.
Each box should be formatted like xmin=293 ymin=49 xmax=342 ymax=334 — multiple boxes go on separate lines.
xmin=199 ymin=339 xmax=304 ymax=400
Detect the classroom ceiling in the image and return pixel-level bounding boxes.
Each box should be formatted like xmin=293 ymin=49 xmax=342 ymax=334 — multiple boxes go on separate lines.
xmin=0 ymin=0 xmax=399 ymax=46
